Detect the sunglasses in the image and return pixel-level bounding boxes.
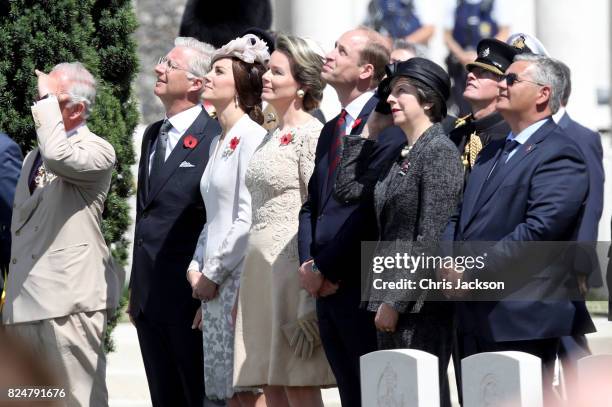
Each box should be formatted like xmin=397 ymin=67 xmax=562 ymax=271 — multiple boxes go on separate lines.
xmin=501 ymin=72 xmax=546 ymax=87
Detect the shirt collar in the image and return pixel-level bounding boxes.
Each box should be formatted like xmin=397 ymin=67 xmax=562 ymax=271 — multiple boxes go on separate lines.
xmin=552 ymin=107 xmax=566 ymax=124
xmin=166 ymin=104 xmax=203 ymax=134
xmin=507 ymin=117 xmax=549 ymax=145
xmin=66 ymin=122 xmax=86 ymax=138
xmin=343 ymin=91 xmax=375 ymax=120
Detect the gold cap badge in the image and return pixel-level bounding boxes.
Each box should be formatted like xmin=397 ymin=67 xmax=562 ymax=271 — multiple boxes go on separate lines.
xmin=512 ymin=36 xmax=527 ymax=50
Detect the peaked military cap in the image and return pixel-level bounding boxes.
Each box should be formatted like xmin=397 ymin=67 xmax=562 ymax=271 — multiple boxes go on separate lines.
xmin=466 ymin=38 xmax=519 ymax=76
xmin=506 ymin=32 xmax=550 ymax=56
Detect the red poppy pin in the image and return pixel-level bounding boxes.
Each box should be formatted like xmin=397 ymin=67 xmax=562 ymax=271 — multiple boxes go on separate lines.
xmin=351 ymin=118 xmax=363 ymax=130
xmin=223 ymin=136 xmax=241 ymax=158
xmin=280 ymin=131 xmax=295 ymax=146
xmin=229 ymin=136 xmax=240 ymax=150
xmin=184 ymin=135 xmax=198 ymax=149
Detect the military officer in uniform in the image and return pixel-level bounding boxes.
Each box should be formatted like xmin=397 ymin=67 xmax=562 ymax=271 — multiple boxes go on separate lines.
xmin=443 ymin=0 xmax=511 ymax=115
xmin=449 ymin=38 xmax=518 ymax=180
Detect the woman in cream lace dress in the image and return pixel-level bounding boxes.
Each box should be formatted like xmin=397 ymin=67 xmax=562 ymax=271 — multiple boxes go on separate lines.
xmin=234 ymin=35 xmax=335 ymax=407
xmin=187 ymin=34 xmax=268 ymax=405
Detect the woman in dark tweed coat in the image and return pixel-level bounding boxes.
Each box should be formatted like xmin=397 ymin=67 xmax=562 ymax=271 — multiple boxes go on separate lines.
xmin=334 ymin=58 xmax=463 ymax=406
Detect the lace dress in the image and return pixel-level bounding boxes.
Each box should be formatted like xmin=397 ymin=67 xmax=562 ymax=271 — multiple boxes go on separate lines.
xmin=233 ymin=117 xmax=336 ymax=387
xmin=189 ymin=114 xmax=266 ymax=400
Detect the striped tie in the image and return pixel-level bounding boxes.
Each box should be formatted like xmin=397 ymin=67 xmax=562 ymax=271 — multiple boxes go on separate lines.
xmin=328 ymin=109 xmax=348 ymax=178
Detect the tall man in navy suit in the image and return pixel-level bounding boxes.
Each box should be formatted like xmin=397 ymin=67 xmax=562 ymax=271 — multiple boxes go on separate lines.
xmin=552 ymin=59 xmax=604 ymax=396
xmin=553 ymin=61 xmax=605 ymax=288
xmin=298 ymin=27 xmax=405 ymax=407
xmin=443 ymin=53 xmax=594 ymax=399
xmin=129 ymin=37 xmax=221 ymax=407
xmin=0 ymin=133 xmax=22 ymax=309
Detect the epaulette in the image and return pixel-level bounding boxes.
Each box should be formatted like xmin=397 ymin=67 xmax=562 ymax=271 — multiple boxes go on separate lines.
xmin=454 ymin=114 xmax=472 ymax=129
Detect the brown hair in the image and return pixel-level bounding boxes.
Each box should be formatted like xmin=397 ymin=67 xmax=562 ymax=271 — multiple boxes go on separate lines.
xmin=390 ymin=77 xmax=446 ymax=123
xmin=232 ymin=58 xmax=266 ymax=124
xmin=275 ymin=34 xmax=326 ymax=111
xmin=356 ymin=27 xmax=391 ymax=88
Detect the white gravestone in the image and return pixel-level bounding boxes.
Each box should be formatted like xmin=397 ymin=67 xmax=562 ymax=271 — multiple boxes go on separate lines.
xmin=462 ymin=351 xmax=543 ymax=407
xmin=360 ymin=349 xmax=440 ymax=407
xmin=577 ymin=354 xmax=612 ymax=406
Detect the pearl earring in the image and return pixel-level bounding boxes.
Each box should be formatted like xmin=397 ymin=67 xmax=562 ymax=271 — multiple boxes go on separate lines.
xmin=296 ymin=89 xmax=305 ymax=98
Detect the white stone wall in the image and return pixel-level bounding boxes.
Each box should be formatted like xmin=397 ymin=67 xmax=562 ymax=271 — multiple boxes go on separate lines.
xmin=134 ymin=0 xmax=187 ymax=125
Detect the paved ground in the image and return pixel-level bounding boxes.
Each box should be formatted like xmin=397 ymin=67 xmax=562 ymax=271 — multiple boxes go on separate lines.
xmin=106 ymin=322 xmax=342 ymax=407
xmin=108 ymin=317 xmax=612 ymax=407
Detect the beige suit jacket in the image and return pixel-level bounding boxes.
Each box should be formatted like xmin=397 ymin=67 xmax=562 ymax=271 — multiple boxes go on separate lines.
xmin=2 ymin=97 xmax=124 ymax=324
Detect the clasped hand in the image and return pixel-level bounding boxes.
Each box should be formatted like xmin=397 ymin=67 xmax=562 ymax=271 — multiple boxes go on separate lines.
xmin=437 ymin=265 xmax=468 ymax=299
xmin=298 ymin=260 xmax=339 ymax=298
xmin=187 ymin=269 xmax=218 ymax=302
xmin=375 ymin=303 xmax=399 ymax=333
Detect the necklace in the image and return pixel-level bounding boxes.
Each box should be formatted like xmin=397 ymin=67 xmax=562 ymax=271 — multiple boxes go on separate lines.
xmin=400 ymin=144 xmax=413 ymax=158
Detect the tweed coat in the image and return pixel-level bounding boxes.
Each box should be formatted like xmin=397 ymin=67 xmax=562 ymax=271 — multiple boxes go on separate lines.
xmin=335 ymin=122 xmax=463 ymax=313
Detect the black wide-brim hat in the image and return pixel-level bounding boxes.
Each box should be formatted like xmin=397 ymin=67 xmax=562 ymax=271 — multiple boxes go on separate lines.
xmin=377 ymin=57 xmax=451 ymax=117
xmin=466 ymin=38 xmax=519 ymax=75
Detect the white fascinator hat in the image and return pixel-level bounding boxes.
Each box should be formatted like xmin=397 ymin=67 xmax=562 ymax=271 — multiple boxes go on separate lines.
xmin=211 ymin=34 xmax=271 ymax=65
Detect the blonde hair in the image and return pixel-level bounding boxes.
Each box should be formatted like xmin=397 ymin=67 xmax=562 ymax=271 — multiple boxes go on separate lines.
xmin=275 ymin=34 xmax=326 ymax=111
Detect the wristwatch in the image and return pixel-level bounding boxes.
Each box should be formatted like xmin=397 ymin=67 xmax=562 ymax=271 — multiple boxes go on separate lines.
xmin=311 ymin=262 xmax=321 ymax=274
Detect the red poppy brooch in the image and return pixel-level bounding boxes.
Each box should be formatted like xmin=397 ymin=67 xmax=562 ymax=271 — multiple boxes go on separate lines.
xmin=279 ymin=130 xmax=296 ymax=146
xmin=223 ymin=136 xmax=240 ymax=158
xmin=184 ymin=135 xmax=198 ymax=149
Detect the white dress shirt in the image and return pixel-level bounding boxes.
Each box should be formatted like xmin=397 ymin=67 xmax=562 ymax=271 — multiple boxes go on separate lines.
xmin=149 ymin=104 xmax=203 ymax=173
xmin=505 ymin=117 xmax=549 ymax=162
xmin=342 ymin=90 xmax=374 ymax=135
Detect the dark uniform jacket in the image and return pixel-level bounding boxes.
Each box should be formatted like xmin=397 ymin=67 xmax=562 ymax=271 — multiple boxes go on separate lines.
xmin=449 ymin=111 xmax=509 ymax=181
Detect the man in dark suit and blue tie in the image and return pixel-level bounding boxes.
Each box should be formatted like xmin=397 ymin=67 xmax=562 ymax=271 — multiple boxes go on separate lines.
xmin=552 ymin=59 xmax=604 ymax=398
xmin=0 ymin=133 xmax=22 ymax=310
xmin=129 ymin=37 xmax=221 ymax=407
xmin=443 ymin=53 xmax=595 ymax=400
xmin=297 ymin=27 xmax=405 ymax=407
xmin=553 ymin=61 xmax=605 ymax=289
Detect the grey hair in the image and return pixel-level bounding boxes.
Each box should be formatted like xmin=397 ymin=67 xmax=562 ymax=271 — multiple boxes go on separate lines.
xmin=391 ymin=39 xmax=426 ymax=58
xmin=174 ymin=37 xmax=216 ymax=78
xmin=513 ymin=53 xmax=564 ymax=114
xmin=51 ymin=62 xmax=96 ymax=119
xmin=556 ymin=60 xmax=571 ymax=106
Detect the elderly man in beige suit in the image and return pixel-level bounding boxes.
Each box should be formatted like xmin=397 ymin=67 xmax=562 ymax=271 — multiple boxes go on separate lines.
xmin=1 ymin=62 xmax=124 ymax=406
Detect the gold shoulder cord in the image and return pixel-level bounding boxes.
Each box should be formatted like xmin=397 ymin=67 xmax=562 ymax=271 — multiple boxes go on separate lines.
xmin=462 ymin=132 xmax=483 ymax=168
xmin=454 ymin=114 xmax=470 ymax=129
xmin=1 ymin=268 xmax=6 ymax=311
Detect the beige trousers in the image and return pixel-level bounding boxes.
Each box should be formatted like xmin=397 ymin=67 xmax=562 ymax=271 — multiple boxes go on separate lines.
xmin=8 ymin=311 xmax=109 ymax=407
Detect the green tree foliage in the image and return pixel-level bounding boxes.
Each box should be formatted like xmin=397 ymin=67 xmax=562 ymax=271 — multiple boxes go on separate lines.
xmin=0 ymin=0 xmax=138 ymax=352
